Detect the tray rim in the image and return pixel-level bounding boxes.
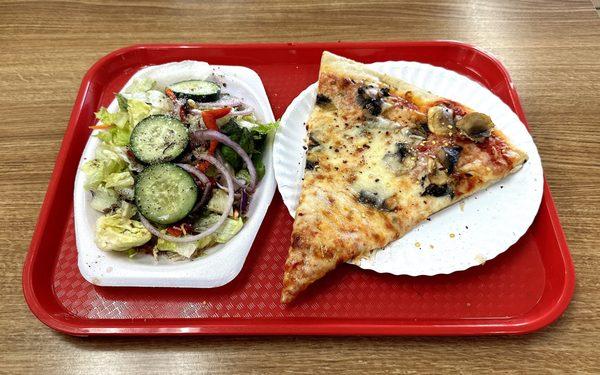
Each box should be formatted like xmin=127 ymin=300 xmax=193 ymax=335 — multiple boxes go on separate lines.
xmin=22 ymin=40 xmax=575 ymax=336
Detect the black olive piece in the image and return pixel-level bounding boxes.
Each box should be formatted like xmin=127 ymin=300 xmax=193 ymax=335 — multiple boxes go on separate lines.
xmin=307 ymin=133 xmax=320 ymax=149
xmin=358 ymin=190 xmax=379 ymax=206
xmin=305 ymin=159 xmax=319 ymax=170
xmin=395 ymin=143 xmax=411 ymax=161
xmin=357 ymin=86 xmax=384 ymax=116
xmin=357 ymin=190 xmax=393 ymax=211
xmin=316 ymin=94 xmax=331 ymax=106
xmin=440 ymin=146 xmax=462 ymax=174
xmin=364 ymin=101 xmax=382 ymax=116
xmin=421 ymin=183 xmax=453 ymax=197
xmin=380 ymin=87 xmax=390 ymax=97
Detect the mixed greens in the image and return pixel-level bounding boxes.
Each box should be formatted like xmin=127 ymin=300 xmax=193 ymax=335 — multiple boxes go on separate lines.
xmin=82 ymin=76 xmax=278 ymax=261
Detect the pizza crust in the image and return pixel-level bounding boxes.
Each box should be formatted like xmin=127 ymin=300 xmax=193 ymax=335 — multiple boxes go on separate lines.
xmin=321 ymin=52 xmax=442 ymax=110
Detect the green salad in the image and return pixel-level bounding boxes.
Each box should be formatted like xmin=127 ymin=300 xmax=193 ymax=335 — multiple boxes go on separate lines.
xmin=82 ymin=77 xmax=277 ymax=260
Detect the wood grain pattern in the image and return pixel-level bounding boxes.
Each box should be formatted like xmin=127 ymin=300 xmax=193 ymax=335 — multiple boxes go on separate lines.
xmin=1 ymin=0 xmax=599 ymax=373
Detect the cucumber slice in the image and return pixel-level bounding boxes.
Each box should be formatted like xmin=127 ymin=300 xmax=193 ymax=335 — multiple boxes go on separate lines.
xmin=130 ymin=115 xmax=188 ymax=164
xmin=167 ymin=80 xmax=221 ymax=102
xmin=135 ymin=163 xmax=198 ymax=225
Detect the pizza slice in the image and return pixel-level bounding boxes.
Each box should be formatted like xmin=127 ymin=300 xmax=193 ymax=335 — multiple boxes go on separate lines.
xmin=281 ymin=52 xmax=528 ymax=303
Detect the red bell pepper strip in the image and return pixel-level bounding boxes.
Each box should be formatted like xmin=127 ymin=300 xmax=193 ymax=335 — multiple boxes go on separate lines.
xmin=197 ymin=107 xmax=231 ymax=172
xmin=166 ymin=223 xmax=193 ymax=237
xmin=166 ymin=226 xmax=183 ymax=237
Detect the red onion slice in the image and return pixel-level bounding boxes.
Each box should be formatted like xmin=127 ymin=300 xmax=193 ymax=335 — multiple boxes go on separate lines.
xmin=176 ymin=163 xmax=210 ymax=186
xmin=188 ymin=97 xmax=243 ymax=111
xmin=191 ymin=130 xmax=257 ymax=191
xmin=239 ymin=189 xmax=249 ymax=215
xmin=194 ymin=183 xmax=212 ymax=212
xmin=230 ymin=104 xmax=254 ymax=117
xmin=176 ymin=163 xmax=212 ymax=212
xmin=139 ymin=155 xmax=235 ymax=243
xmin=216 ymin=178 xmax=246 ymax=192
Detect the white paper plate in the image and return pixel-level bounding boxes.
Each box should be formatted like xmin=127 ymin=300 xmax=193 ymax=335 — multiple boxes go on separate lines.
xmin=274 ymin=61 xmax=543 ymax=276
xmin=74 ymin=61 xmax=276 ymax=287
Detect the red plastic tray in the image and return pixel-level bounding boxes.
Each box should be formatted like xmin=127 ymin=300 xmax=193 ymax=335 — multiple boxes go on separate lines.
xmin=23 ymin=41 xmax=574 ymax=336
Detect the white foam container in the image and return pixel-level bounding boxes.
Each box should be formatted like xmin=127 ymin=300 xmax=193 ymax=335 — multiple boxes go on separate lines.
xmin=274 ymin=61 xmax=543 ymax=276
xmin=74 ymin=61 xmax=276 ymax=288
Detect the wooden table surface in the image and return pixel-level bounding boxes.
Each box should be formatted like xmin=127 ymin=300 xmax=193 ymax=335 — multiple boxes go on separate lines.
xmin=1 ymin=0 xmax=599 ymax=373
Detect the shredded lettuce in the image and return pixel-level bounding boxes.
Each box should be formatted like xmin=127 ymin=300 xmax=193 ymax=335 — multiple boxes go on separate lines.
xmin=126 ymin=98 xmax=152 ymax=126
xmin=82 ymin=144 xmax=134 ymax=212
xmin=116 ymin=93 xmax=129 ymax=111
xmin=156 ymin=238 xmax=198 ymax=258
xmin=96 ymin=124 xmax=132 ymax=147
xmin=207 ymin=189 xmax=232 ymax=215
xmin=104 ymin=171 xmax=134 ymax=189
xmin=125 ymin=89 xmax=172 ymax=114
xmin=235 ymin=169 xmax=251 ymax=186
xmin=95 ymin=212 xmax=151 ymax=252
xmin=215 ymin=217 xmax=244 ymax=243
xmin=239 ymin=115 xmax=279 ymax=134
xmin=119 ymin=201 xmax=137 ymax=219
xmin=90 ymin=186 xmax=119 ymax=212
xmin=193 ymin=214 xmax=244 ymax=244
xmin=95 ymin=107 xmax=128 ymax=128
xmin=82 ymin=145 xmax=129 ymax=190
xmin=155 ymin=233 xmax=215 ymax=258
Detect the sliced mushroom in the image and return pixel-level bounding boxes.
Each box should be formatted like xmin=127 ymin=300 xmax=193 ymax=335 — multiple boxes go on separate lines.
xmin=456 ymin=112 xmax=494 ymax=142
xmin=383 ymin=143 xmax=416 ymax=175
xmin=421 ymin=183 xmax=453 ymax=198
xmin=357 ymin=190 xmax=394 ymax=211
xmin=437 ymin=146 xmax=462 ymax=174
xmin=402 ymin=123 xmax=428 ymax=141
xmin=427 ymin=105 xmax=455 ymax=136
xmin=357 ymin=85 xmax=391 ymax=116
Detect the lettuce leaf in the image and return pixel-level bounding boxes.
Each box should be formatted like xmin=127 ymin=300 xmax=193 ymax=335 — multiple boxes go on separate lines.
xmin=82 ymin=145 xmax=133 ymax=212
xmin=126 ymin=98 xmax=152 ymax=126
xmin=119 ymin=201 xmax=137 ymax=219
xmin=95 ymin=107 xmax=128 ymax=128
xmin=116 ymin=93 xmax=129 ymax=111
xmin=96 ymin=125 xmax=132 ymax=147
xmin=95 ymin=213 xmax=151 ymax=252
xmin=104 ymin=171 xmax=134 ymax=189
xmin=155 ymin=232 xmax=215 ymax=258
xmin=82 ymin=145 xmax=128 ymax=190
xmin=215 ymin=217 xmax=244 ymax=243
xmin=239 ymin=115 xmax=279 ymax=134
xmin=193 ymin=214 xmax=243 ymax=244
xmin=155 ymin=238 xmax=198 ymax=258
xmin=90 ymin=186 xmax=119 ymax=212
xmin=125 ymin=89 xmax=172 ymax=114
